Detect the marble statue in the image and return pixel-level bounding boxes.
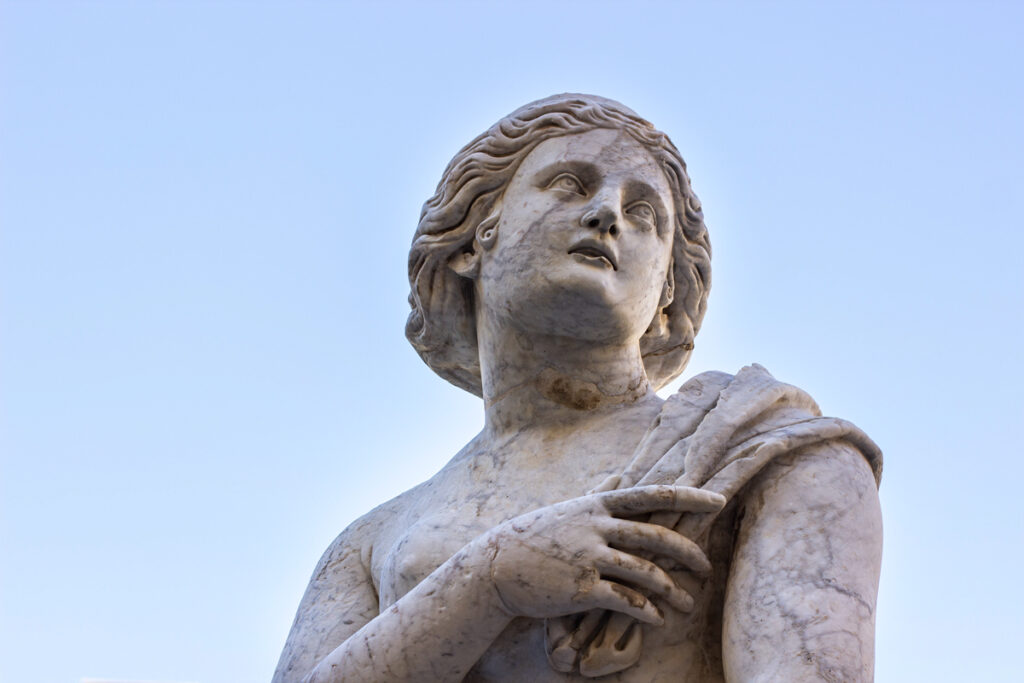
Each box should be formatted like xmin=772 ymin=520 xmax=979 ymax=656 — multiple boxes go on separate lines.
xmin=273 ymin=94 xmax=883 ymax=682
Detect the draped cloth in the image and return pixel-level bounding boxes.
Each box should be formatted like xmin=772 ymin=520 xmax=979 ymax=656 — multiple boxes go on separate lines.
xmin=544 ymin=364 xmax=883 ymax=677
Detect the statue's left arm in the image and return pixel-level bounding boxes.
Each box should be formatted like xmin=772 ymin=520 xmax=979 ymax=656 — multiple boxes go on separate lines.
xmin=722 ymin=439 xmax=883 ymax=682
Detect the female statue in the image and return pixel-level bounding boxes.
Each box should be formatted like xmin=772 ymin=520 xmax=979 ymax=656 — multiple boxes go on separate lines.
xmin=273 ymin=94 xmax=883 ymax=682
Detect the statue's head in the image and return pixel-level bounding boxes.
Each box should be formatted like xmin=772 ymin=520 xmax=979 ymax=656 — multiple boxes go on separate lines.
xmin=406 ymin=93 xmax=711 ymax=396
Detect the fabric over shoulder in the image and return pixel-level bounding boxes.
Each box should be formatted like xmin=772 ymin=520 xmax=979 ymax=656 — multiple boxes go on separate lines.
xmin=545 ymin=363 xmax=883 ymax=677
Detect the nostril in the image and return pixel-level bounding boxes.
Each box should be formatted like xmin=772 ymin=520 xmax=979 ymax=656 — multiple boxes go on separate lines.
xmin=609 ymin=224 xmax=619 ymax=236
xmin=587 ymin=218 xmax=600 ymax=228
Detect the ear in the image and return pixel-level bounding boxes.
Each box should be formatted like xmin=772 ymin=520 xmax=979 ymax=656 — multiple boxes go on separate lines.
xmin=476 ymin=211 xmax=500 ymax=250
xmin=659 ymin=259 xmax=675 ymax=308
xmin=448 ymin=250 xmax=480 ymax=278
xmin=447 ymin=210 xmax=502 ymax=279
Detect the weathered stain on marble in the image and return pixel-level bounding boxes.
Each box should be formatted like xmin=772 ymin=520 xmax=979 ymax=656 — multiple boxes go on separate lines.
xmin=273 ymin=94 xmax=882 ymax=683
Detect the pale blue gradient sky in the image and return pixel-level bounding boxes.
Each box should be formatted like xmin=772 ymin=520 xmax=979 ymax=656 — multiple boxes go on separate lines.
xmin=2 ymin=2 xmax=1022 ymax=681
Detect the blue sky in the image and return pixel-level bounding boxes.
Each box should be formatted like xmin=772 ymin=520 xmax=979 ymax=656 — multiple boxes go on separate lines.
xmin=2 ymin=2 xmax=1022 ymax=681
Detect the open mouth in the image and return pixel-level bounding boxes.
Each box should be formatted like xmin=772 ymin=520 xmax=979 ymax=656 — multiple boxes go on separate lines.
xmin=568 ymin=243 xmax=617 ymax=270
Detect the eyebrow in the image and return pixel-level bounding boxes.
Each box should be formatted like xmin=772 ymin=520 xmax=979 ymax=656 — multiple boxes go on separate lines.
xmin=623 ymin=178 xmax=669 ymax=206
xmin=533 ymin=161 xmax=668 ymax=201
xmin=531 ymin=160 xmax=601 ymax=187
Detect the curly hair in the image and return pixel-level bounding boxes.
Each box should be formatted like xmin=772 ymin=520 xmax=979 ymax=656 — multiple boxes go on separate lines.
xmin=406 ymin=93 xmax=711 ymax=397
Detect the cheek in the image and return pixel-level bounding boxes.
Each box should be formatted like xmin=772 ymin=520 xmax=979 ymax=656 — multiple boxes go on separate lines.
xmin=497 ymin=207 xmax=572 ymax=257
xmin=629 ymin=251 xmax=673 ymax=315
xmin=629 ymin=239 xmax=672 ymax=283
xmin=497 ymin=205 xmax=543 ymax=244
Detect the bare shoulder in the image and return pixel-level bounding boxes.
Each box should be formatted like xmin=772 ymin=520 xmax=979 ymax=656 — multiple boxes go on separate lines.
xmin=747 ymin=439 xmax=881 ymax=518
xmin=272 ymin=483 xmax=431 ymax=683
xmin=723 ymin=440 xmax=883 ymax=682
xmin=297 ymin=479 xmax=435 ymax=619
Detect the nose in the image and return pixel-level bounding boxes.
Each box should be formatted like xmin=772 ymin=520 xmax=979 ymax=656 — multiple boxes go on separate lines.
xmin=580 ymin=197 xmax=620 ymax=237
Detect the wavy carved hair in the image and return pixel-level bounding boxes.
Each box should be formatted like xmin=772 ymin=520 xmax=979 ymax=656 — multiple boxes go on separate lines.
xmin=406 ymin=94 xmax=711 ymax=396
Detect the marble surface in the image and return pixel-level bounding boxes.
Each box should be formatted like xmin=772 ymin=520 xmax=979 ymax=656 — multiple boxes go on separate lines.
xmin=273 ymin=94 xmax=882 ymax=682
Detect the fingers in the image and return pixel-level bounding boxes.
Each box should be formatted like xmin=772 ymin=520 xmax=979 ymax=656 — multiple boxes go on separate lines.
xmin=599 ymin=485 xmax=726 ymax=516
xmin=587 ymin=474 xmax=621 ymax=494
xmin=593 ymin=547 xmax=695 ymax=612
xmin=617 ymin=424 xmax=670 ymax=488
xmin=635 ymin=439 xmax=689 ymax=486
xmin=599 ymin=518 xmax=712 ymax=575
xmin=579 ymin=612 xmax=644 ymax=677
xmin=648 ymin=510 xmax=683 ymax=530
xmin=586 ymin=581 xmax=664 ymax=625
xmin=546 ymin=614 xmax=593 ymax=672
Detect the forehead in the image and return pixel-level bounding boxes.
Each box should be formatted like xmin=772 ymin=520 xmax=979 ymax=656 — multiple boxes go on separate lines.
xmin=515 ymin=128 xmax=672 ymax=193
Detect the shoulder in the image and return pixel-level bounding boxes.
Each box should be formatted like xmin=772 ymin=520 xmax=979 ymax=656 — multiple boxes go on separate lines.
xmin=670 ymin=362 xmax=881 ymax=511
xmin=683 ymin=363 xmax=882 ymax=486
xmin=309 ymin=434 xmax=487 ymax=594
xmin=709 ymin=361 xmax=883 ymax=531
xmin=746 ymin=439 xmax=881 ymax=516
xmin=273 ymin=484 xmax=431 ymax=682
xmin=314 ymin=480 xmax=433 ymax=586
xmin=673 ymin=369 xmax=734 ymax=409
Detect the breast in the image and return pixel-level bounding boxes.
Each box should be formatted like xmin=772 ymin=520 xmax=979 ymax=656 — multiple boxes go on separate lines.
xmin=376 ymin=508 xmax=489 ymax=608
xmin=373 ymin=502 xmax=736 ymax=682
xmin=373 ymin=461 xmax=575 ymax=608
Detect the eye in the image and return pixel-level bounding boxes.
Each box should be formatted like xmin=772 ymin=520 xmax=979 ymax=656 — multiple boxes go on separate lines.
xmin=548 ymin=173 xmax=586 ymax=196
xmin=626 ymin=201 xmax=657 ymax=228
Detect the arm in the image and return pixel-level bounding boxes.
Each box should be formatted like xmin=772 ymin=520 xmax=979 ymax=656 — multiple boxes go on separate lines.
xmin=301 ymin=536 xmax=513 ymax=682
xmin=272 ymin=515 xmax=380 ymax=682
xmin=273 ymin=512 xmax=511 ymax=683
xmin=276 ymin=486 xmax=726 ymax=683
xmin=722 ymin=441 xmax=883 ymax=682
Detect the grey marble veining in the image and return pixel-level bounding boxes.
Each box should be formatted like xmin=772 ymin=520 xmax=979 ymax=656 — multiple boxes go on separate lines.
xmin=273 ymin=94 xmax=882 ymax=682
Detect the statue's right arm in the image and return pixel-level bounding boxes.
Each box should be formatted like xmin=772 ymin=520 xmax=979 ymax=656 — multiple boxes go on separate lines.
xmin=273 ymin=486 xmax=725 ymax=683
xmin=272 ymin=513 xmax=516 ymax=683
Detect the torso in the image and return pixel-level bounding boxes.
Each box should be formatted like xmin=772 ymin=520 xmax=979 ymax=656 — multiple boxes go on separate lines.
xmin=365 ymin=398 xmax=733 ymax=682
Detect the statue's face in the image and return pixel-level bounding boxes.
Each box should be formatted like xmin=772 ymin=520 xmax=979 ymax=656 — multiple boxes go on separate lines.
xmin=476 ymin=128 xmax=675 ymax=343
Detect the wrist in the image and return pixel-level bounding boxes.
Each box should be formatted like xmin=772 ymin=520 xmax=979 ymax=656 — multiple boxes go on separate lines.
xmin=459 ymin=533 xmax=516 ymax=620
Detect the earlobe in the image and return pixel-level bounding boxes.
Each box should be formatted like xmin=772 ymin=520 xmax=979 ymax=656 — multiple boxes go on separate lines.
xmin=659 ymin=261 xmax=675 ymax=308
xmin=448 ymin=250 xmax=480 ymax=278
xmin=647 ymin=265 xmax=676 ymax=339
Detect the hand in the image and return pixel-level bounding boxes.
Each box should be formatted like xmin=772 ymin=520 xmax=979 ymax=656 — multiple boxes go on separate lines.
xmin=480 ymin=485 xmax=726 ymax=624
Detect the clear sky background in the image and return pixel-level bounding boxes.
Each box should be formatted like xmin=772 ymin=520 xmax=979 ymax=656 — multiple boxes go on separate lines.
xmin=2 ymin=2 xmax=1022 ymax=681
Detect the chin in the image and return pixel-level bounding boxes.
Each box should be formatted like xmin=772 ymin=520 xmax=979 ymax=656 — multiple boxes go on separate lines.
xmin=502 ymin=276 xmax=653 ymax=344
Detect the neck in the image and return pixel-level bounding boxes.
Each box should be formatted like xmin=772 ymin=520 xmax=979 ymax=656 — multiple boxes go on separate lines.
xmin=476 ymin=307 xmax=656 ymax=440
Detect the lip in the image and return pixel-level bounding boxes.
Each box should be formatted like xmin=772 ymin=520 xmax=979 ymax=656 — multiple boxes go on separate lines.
xmin=568 ymin=239 xmax=618 ymax=270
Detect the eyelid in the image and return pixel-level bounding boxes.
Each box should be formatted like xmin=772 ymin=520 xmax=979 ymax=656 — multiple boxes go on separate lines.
xmin=625 ymin=200 xmax=657 ymax=222
xmin=547 ymin=172 xmax=586 ymax=195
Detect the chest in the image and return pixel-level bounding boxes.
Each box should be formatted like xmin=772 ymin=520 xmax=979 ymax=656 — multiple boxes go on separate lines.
xmin=374 ymin=426 xmax=642 ymax=607
xmin=368 ymin=416 xmax=740 ymax=681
